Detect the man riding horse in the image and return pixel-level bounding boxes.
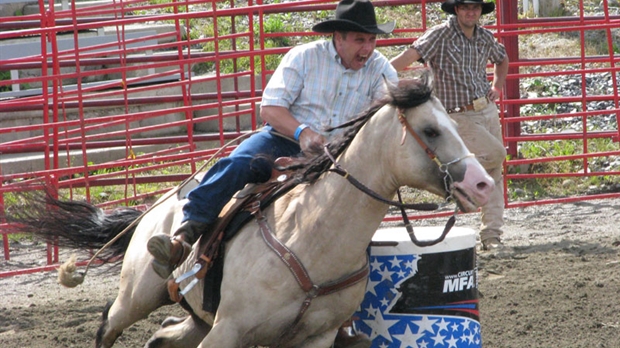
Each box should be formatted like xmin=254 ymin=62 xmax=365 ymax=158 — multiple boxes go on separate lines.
xmin=146 ymin=0 xmax=398 ymax=346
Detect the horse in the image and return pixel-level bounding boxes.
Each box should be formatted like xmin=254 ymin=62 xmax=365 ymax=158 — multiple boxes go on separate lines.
xmin=8 ymin=74 xmax=495 ymax=348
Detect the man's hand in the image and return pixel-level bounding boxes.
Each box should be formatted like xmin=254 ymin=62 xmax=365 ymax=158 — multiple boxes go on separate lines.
xmin=298 ymin=128 xmax=326 ymax=156
xmin=487 ymin=86 xmax=502 ymax=101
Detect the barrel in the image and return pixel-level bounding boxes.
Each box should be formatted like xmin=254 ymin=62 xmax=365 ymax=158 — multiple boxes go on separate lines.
xmin=353 ymin=226 xmax=481 ymax=348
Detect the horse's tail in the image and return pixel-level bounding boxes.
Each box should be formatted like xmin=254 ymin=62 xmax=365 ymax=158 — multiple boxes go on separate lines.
xmin=5 ymin=190 xmax=142 ymax=263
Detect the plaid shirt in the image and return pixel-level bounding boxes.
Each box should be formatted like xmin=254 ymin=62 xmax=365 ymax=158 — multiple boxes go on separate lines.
xmin=261 ymin=39 xmax=398 ymax=139
xmin=413 ymin=16 xmax=506 ymax=110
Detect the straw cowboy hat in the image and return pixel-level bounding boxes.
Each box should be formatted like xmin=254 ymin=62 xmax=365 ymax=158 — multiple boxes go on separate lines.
xmin=312 ymin=0 xmax=395 ymax=34
xmin=441 ymin=0 xmax=496 ymax=15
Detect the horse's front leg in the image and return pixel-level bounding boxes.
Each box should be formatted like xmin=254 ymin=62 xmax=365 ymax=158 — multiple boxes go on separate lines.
xmin=145 ymin=314 xmax=211 ymax=348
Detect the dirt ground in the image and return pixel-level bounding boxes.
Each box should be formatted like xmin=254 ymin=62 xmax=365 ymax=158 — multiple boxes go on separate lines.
xmin=1 ymin=198 xmax=619 ymax=348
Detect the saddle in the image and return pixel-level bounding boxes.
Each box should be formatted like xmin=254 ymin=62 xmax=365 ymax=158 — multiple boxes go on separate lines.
xmin=168 ymin=155 xmax=372 ymax=337
xmin=167 ymin=157 xmax=302 ymax=307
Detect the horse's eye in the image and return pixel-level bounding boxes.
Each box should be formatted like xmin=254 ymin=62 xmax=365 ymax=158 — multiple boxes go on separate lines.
xmin=423 ymin=127 xmax=439 ymax=138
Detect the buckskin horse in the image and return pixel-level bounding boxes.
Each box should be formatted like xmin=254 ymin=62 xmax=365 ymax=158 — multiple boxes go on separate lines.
xmin=9 ymin=74 xmax=494 ymax=347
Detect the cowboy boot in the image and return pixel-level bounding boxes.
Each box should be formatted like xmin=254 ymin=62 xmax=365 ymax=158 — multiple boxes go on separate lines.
xmin=333 ymin=319 xmax=372 ymax=348
xmin=147 ymin=220 xmax=212 ymax=279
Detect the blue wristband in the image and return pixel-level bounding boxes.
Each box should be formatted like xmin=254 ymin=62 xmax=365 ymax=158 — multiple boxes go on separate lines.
xmin=294 ymin=124 xmax=309 ymax=141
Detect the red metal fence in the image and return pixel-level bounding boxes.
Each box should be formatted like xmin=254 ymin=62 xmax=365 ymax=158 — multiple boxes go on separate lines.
xmin=1 ymin=0 xmax=620 ymax=275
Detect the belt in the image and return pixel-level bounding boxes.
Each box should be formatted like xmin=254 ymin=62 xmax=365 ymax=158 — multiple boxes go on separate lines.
xmin=446 ymin=96 xmax=489 ymax=114
xmin=446 ymin=104 xmax=476 ymax=114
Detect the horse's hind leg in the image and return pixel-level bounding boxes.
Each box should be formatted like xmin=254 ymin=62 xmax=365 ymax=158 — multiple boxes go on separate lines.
xmin=96 ymin=277 xmax=171 ymax=348
xmin=95 ymin=286 xmax=172 ymax=348
xmin=96 ymin=302 xmax=121 ymax=348
xmin=145 ymin=314 xmax=211 ymax=348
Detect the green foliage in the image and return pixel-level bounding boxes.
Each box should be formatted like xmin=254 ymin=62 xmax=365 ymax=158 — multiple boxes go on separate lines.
xmin=0 ymin=71 xmax=31 ymax=92
xmin=263 ymin=14 xmax=291 ymax=47
xmin=315 ymin=9 xmax=330 ymax=21
xmin=257 ymin=39 xmax=285 ymax=72
xmin=372 ymin=5 xmax=391 ymax=31
xmin=513 ymin=66 xmax=620 ymax=199
xmin=150 ymin=0 xmax=187 ymax=13
xmin=0 ymin=71 xmax=11 ymax=92
xmin=509 ymin=131 xmax=620 ymax=199
xmin=190 ymin=10 xmax=298 ymax=76
xmin=192 ymin=61 xmax=213 ymax=76
xmin=263 ymin=14 xmax=285 ymax=33
xmin=64 ymin=159 xmax=196 ymax=205
xmin=522 ymin=78 xmax=560 ymax=96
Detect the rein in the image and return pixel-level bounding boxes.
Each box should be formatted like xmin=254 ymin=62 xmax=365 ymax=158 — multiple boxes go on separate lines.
xmin=397 ymin=108 xmax=472 ymax=246
xmin=325 ymin=149 xmax=438 ymax=211
xmin=324 ymin=107 xmax=473 ymax=247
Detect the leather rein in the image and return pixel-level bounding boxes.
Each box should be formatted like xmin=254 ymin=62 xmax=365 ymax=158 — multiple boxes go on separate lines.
xmin=327 ymin=107 xmax=474 ymax=247
xmin=242 ymin=107 xmax=472 ymax=342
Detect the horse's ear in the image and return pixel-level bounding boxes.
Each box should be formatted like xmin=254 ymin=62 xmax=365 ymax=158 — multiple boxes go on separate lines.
xmin=382 ymin=74 xmax=397 ymax=96
xmin=420 ymin=69 xmax=434 ymax=90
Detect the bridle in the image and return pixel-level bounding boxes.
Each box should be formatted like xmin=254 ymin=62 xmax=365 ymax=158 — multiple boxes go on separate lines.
xmin=397 ymin=108 xmax=474 ymax=205
xmin=326 ymin=107 xmax=474 ymax=247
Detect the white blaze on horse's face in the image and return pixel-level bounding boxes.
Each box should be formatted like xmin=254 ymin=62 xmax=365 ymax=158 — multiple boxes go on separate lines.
xmin=431 ymin=107 xmax=468 ymax=151
xmin=451 ymin=154 xmax=494 ymax=212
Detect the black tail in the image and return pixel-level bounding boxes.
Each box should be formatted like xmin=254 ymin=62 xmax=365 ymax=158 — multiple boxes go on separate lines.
xmin=4 ymin=190 xmax=142 ymax=263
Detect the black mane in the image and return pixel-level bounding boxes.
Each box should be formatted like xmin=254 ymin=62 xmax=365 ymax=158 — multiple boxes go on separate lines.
xmin=285 ymin=72 xmax=434 ymax=184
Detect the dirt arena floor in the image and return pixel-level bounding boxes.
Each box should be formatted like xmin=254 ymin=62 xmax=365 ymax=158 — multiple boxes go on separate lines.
xmin=1 ymin=198 xmax=619 ymax=347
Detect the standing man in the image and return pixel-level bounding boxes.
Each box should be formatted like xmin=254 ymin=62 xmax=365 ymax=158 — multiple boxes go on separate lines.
xmin=390 ymin=0 xmax=509 ymax=251
xmin=148 ymin=0 xmax=397 ymax=346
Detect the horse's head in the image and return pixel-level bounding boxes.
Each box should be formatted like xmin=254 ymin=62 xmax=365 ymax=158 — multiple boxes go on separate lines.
xmin=290 ymin=71 xmax=493 ymax=213
xmin=383 ymin=71 xmax=495 ymax=212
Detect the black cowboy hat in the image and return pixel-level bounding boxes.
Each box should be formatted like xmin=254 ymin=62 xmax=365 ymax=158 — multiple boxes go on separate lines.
xmin=312 ymin=0 xmax=395 ymax=34
xmin=441 ymin=0 xmax=495 ymax=15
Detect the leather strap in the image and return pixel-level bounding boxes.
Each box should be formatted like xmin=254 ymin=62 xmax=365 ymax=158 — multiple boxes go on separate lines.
xmin=255 ymin=207 xmax=369 ymax=295
xmin=253 ymin=206 xmax=369 ymax=342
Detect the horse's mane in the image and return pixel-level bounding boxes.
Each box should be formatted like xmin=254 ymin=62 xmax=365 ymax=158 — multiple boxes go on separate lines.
xmin=287 ymin=72 xmax=433 ymax=184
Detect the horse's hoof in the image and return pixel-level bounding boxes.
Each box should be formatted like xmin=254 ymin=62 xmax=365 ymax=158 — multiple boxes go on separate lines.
xmin=161 ymin=316 xmax=186 ymax=328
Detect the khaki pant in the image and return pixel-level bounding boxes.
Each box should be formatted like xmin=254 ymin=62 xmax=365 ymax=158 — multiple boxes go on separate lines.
xmin=449 ymin=102 xmax=507 ymax=242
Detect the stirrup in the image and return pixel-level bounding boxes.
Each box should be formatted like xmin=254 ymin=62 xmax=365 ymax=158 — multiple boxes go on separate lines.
xmin=167 ymin=263 xmax=204 ymax=302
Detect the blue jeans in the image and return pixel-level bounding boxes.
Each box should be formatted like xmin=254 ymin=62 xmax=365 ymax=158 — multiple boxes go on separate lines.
xmin=182 ymin=126 xmax=301 ymax=224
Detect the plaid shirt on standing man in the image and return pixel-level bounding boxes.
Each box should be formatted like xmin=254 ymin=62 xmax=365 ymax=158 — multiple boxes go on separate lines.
xmin=412 ymin=16 xmax=506 ymax=110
